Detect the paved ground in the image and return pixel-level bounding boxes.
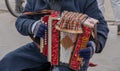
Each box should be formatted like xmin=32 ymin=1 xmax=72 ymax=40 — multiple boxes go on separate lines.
xmin=89 ymin=24 xmax=120 ymax=71
xmin=0 ymin=0 xmax=120 ymax=71
xmin=0 ymin=0 xmax=31 ymax=59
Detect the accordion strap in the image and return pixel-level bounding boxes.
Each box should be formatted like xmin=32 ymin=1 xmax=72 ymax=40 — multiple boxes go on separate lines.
xmin=23 ymin=9 xmax=55 ymax=15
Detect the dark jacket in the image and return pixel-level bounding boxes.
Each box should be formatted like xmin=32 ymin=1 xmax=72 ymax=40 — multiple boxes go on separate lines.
xmin=16 ymin=0 xmax=109 ymax=53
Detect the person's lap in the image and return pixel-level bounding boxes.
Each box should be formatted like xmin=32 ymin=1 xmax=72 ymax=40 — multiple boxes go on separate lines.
xmin=0 ymin=42 xmax=73 ymax=71
xmin=0 ymin=42 xmax=49 ymax=71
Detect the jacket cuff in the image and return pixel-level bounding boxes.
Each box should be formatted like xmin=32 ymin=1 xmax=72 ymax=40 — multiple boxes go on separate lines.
xmin=28 ymin=20 xmax=36 ymax=35
xmin=95 ymin=34 xmax=106 ymax=53
xmin=31 ymin=20 xmax=41 ymax=33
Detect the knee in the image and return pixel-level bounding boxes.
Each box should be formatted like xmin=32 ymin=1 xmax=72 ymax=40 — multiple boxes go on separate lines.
xmin=1 ymin=52 xmax=17 ymax=63
xmin=0 ymin=52 xmax=17 ymax=70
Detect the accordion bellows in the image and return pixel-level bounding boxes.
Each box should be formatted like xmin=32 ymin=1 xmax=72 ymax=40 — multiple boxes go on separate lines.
xmin=40 ymin=11 xmax=98 ymax=71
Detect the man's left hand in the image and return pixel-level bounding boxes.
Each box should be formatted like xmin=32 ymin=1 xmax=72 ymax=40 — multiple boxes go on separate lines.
xmin=79 ymin=41 xmax=95 ymax=60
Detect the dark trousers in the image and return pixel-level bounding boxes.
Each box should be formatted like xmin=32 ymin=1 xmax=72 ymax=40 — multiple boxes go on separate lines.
xmin=0 ymin=42 xmax=88 ymax=71
xmin=0 ymin=42 xmax=50 ymax=71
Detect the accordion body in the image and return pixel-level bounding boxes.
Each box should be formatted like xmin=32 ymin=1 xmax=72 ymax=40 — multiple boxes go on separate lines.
xmin=40 ymin=11 xmax=98 ymax=71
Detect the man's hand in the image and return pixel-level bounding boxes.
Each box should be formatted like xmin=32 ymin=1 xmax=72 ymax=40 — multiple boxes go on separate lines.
xmin=79 ymin=41 xmax=95 ymax=60
xmin=32 ymin=20 xmax=48 ymax=38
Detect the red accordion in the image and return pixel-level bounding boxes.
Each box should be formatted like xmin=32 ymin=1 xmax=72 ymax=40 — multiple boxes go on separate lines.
xmin=40 ymin=11 xmax=98 ymax=71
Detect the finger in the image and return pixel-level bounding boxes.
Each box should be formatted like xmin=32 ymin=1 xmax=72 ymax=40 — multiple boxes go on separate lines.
xmin=40 ymin=23 xmax=48 ymax=30
xmin=79 ymin=48 xmax=90 ymax=53
xmin=87 ymin=41 xmax=93 ymax=47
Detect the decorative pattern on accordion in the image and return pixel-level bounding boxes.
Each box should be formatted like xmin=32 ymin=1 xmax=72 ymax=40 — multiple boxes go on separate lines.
xmin=40 ymin=11 xmax=98 ymax=71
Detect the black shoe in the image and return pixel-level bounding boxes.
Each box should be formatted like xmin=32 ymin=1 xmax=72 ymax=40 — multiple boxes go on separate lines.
xmin=117 ymin=24 xmax=120 ymax=35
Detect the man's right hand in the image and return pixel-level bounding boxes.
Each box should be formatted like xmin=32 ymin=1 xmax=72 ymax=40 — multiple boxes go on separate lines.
xmin=32 ymin=20 xmax=48 ymax=38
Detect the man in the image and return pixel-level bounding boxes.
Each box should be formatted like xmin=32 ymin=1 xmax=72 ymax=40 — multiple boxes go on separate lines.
xmin=97 ymin=0 xmax=120 ymax=35
xmin=0 ymin=0 xmax=109 ymax=71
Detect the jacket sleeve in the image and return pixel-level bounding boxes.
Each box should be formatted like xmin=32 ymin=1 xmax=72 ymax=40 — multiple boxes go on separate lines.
xmin=84 ymin=0 xmax=109 ymax=53
xmin=15 ymin=0 xmax=36 ymax=36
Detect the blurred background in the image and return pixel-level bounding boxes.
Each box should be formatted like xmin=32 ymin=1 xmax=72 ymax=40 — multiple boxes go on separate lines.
xmin=0 ymin=0 xmax=120 ymax=71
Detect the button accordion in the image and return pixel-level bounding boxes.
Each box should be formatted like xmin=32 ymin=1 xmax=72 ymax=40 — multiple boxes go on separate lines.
xmin=40 ymin=11 xmax=98 ymax=71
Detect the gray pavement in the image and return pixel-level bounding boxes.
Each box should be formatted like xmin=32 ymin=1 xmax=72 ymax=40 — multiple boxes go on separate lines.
xmin=0 ymin=0 xmax=31 ymax=59
xmin=89 ymin=25 xmax=120 ymax=71
xmin=0 ymin=13 xmax=31 ymax=59
xmin=0 ymin=0 xmax=120 ymax=71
